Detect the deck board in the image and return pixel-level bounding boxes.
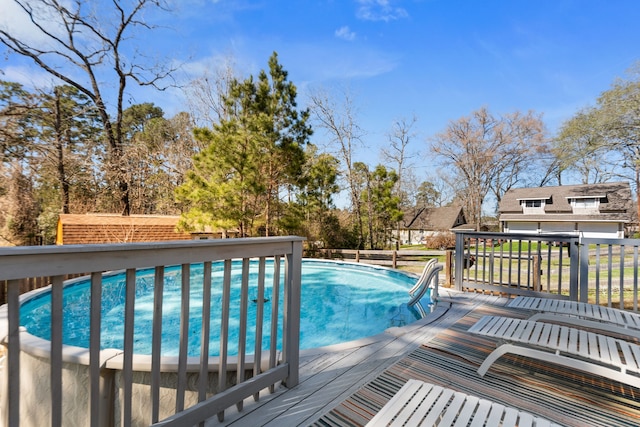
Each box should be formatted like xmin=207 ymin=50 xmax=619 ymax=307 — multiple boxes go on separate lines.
xmin=208 ymin=290 xmax=640 ymax=426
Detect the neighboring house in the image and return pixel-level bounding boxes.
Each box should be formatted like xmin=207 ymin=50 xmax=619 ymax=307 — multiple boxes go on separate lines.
xmin=394 ymin=205 xmax=470 ymax=245
xmin=498 ymin=182 xmax=635 ymax=239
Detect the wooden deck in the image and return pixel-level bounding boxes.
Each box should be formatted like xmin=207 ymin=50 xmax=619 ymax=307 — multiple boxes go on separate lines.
xmin=209 ymin=290 xmax=640 ymax=427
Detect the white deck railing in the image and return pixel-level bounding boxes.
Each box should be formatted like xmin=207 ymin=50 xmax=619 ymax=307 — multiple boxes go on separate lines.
xmin=0 ymin=236 xmax=304 ymax=427
xmin=454 ymin=231 xmax=639 ymax=312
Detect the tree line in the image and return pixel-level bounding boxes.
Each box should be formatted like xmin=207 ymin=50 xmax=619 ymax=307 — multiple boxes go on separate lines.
xmin=1 ymin=1 xmax=639 ymax=248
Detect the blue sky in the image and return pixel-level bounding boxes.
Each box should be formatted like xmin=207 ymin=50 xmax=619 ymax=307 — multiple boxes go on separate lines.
xmin=2 ymin=0 xmax=640 ymax=181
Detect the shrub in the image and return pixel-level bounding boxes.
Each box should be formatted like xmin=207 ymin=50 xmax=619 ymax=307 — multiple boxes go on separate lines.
xmin=423 ymin=233 xmax=455 ymax=250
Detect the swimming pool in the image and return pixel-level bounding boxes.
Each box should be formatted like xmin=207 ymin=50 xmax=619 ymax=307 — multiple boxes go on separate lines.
xmin=19 ymin=259 xmax=431 ymax=356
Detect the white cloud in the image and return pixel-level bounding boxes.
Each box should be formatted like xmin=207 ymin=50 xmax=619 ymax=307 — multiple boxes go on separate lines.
xmin=291 ymin=42 xmax=400 ymax=81
xmin=0 ymin=65 xmax=58 ymax=89
xmin=0 ymin=0 xmax=72 ymax=45
xmin=355 ymin=0 xmax=408 ymax=22
xmin=335 ymin=26 xmax=356 ymax=41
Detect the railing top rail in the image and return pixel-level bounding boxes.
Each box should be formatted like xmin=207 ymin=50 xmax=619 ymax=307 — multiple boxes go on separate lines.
xmin=0 ymin=236 xmax=305 ymax=281
xmin=454 ymin=230 xmax=579 ymax=242
xmin=580 ymin=237 xmax=640 ymax=246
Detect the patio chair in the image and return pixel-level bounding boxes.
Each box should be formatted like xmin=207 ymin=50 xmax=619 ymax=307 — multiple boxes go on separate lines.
xmin=468 ymin=315 xmax=640 ymax=387
xmin=408 ymin=258 xmax=442 ymax=306
xmin=508 ymin=296 xmax=640 ymax=340
xmin=366 ymin=379 xmax=563 ymax=426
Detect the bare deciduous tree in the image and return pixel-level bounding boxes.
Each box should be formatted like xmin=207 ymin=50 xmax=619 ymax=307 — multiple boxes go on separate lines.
xmin=431 ymin=107 xmax=547 ymax=230
xmin=381 ymin=115 xmax=418 ymax=209
xmin=308 ymin=86 xmax=366 ymax=247
xmin=183 ymin=56 xmax=238 ymax=128
xmin=0 ymin=0 xmax=177 ymax=215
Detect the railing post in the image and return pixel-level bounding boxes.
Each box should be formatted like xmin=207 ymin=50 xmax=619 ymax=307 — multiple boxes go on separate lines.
xmin=445 ymin=250 xmax=453 ymax=286
xmin=571 ymin=236 xmax=582 ymax=301
xmin=578 ymin=237 xmax=589 ymax=303
xmin=532 ymin=255 xmax=541 ymax=292
xmin=489 ymin=251 xmax=494 ymax=286
xmin=454 ymin=232 xmax=465 ymax=291
xmin=282 ymin=239 xmax=302 ymax=388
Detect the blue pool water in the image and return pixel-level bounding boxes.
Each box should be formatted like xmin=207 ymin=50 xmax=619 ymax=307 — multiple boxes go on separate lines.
xmin=19 ymin=259 xmax=431 ymax=356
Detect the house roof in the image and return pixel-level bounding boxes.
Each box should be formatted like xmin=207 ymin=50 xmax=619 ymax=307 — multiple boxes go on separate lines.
xmin=56 ymin=214 xmax=192 ymax=245
xmin=499 ymin=182 xmax=635 ymax=223
xmin=401 ymin=205 xmax=467 ymax=230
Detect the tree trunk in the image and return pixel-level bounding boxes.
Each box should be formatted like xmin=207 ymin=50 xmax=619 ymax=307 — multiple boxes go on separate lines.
xmin=53 ymin=92 xmax=70 ymax=214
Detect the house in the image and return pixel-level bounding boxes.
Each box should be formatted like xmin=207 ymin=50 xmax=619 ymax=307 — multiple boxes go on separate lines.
xmin=498 ymin=182 xmax=635 ymax=238
xmin=394 ymin=205 xmax=470 ymax=245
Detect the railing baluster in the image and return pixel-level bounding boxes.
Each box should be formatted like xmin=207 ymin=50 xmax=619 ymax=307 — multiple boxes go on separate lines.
xmin=498 ymin=240 xmax=504 ymax=286
xmin=546 ymin=244 xmax=552 ymax=293
xmin=176 ymin=263 xmax=191 ymax=412
xmin=517 ymin=240 xmax=522 ymax=287
xmin=473 ymin=243 xmax=479 ymax=283
xmin=50 ymin=275 xmax=63 ymax=427
xmin=595 ymin=245 xmax=601 ymax=305
xmin=253 ymin=257 xmax=266 ymax=401
xmin=198 ymin=261 xmax=212 ymax=406
xmin=526 ymin=241 xmax=532 ymax=290
xmin=217 ymin=260 xmax=232 ymax=421
xmin=89 ymin=272 xmax=102 ymax=427
xmin=607 ymin=245 xmax=613 ymax=307
xmin=508 ymin=238 xmax=513 ymax=286
xmin=269 ymin=256 xmax=281 ymax=393
xmin=122 ymin=268 xmax=136 ymax=427
xmin=7 ymin=279 xmax=20 ymax=427
xmin=619 ymin=246 xmax=625 ymax=310
xmin=481 ymin=239 xmax=487 ymax=283
xmin=633 ymin=244 xmax=638 ymax=311
xmin=151 ymin=266 xmax=164 ymax=424
xmin=557 ymin=243 xmax=563 ymax=295
xmin=236 ymin=258 xmax=250 ymax=411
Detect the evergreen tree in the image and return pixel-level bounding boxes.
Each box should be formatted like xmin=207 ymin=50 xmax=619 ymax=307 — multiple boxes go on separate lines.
xmin=177 ymin=52 xmax=312 ymax=236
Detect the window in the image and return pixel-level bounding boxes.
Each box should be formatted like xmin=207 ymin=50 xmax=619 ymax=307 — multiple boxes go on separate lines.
xmin=573 ymin=198 xmax=598 ymax=209
xmin=571 ymin=197 xmax=600 ymax=212
xmin=520 ymin=199 xmax=545 ymax=214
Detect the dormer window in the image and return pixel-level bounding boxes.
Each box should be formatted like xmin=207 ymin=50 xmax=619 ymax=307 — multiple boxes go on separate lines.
xmin=518 ymin=197 xmax=547 ymax=214
xmin=569 ymin=195 xmax=602 ymax=213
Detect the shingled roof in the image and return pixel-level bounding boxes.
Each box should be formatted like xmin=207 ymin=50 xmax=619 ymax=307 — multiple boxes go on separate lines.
xmin=499 ymin=182 xmax=634 ymax=223
xmin=56 ymin=214 xmax=192 ymax=245
xmin=401 ymin=205 xmax=469 ymax=230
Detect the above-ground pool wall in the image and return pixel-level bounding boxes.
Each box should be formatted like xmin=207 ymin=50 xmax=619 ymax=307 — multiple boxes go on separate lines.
xmin=113 ymin=368 xmax=258 ymax=426
xmin=0 ymin=341 xmax=262 ymax=427
xmin=0 ymin=348 xmax=93 ymax=427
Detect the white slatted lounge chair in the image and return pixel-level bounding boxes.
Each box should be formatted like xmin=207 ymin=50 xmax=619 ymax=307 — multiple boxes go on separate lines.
xmin=508 ymin=296 xmax=640 ymax=340
xmin=469 ymin=315 xmax=640 ymax=387
xmin=407 ymin=258 xmax=442 ymax=306
xmin=366 ymin=379 xmax=563 ymax=427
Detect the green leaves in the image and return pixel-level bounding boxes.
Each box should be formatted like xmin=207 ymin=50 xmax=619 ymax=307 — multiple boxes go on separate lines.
xmin=176 ymin=52 xmax=313 ymax=236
